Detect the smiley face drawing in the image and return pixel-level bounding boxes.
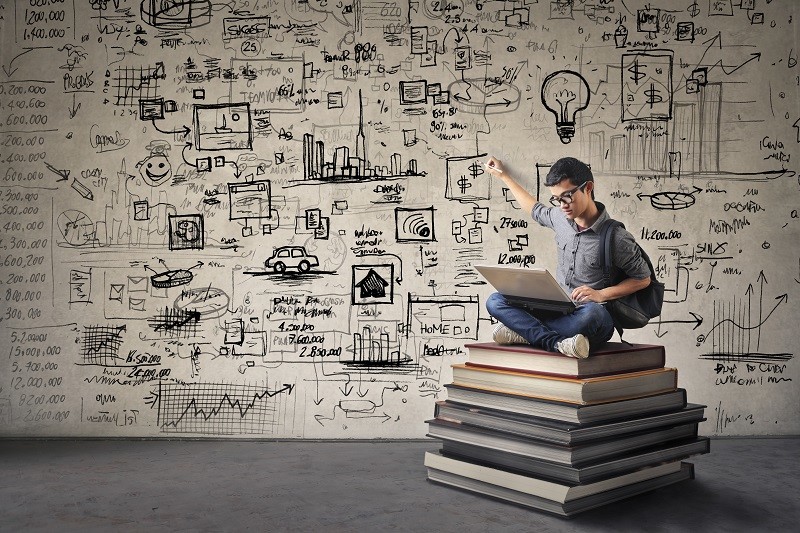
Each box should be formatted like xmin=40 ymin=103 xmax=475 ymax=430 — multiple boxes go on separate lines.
xmin=134 ymin=140 xmax=173 ymax=187
xmin=139 ymin=153 xmax=172 ymax=186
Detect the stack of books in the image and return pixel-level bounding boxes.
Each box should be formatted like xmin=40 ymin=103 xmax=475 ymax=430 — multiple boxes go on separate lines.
xmin=424 ymin=341 xmax=709 ymax=517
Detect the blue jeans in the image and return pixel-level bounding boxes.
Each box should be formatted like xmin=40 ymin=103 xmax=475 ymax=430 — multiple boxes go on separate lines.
xmin=485 ymin=292 xmax=615 ymax=352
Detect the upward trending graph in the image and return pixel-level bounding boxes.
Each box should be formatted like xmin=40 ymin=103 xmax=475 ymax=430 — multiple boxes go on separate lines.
xmin=152 ymin=381 xmax=295 ymax=435
xmin=697 ymin=272 xmax=790 ymax=363
xmin=114 ymin=62 xmax=166 ymax=107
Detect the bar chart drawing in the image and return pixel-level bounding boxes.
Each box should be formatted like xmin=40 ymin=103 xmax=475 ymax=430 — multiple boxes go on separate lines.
xmin=347 ymin=326 xmax=410 ymax=366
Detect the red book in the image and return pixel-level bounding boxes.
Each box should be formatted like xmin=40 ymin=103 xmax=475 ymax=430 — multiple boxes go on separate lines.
xmin=464 ymin=342 xmax=665 ymax=379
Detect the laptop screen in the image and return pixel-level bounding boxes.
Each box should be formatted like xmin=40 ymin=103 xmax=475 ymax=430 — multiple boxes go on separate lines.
xmin=473 ymin=265 xmax=572 ymax=303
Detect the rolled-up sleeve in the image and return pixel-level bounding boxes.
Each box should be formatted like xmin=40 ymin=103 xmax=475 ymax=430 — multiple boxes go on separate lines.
xmin=531 ymin=203 xmax=555 ymax=229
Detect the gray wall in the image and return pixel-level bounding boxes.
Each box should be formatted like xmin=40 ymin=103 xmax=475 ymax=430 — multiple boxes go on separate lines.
xmin=0 ymin=0 xmax=797 ymax=438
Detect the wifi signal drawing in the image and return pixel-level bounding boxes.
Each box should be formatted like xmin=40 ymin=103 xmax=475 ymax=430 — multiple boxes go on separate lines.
xmin=395 ymin=207 xmax=436 ymax=243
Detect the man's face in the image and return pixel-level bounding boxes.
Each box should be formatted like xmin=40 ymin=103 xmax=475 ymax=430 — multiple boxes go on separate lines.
xmin=547 ymin=179 xmax=592 ymax=220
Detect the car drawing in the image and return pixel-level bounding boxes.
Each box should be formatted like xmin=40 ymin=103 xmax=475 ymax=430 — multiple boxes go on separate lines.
xmin=265 ymin=246 xmax=319 ymax=273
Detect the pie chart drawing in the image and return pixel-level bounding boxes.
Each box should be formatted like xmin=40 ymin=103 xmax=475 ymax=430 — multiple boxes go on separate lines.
xmin=57 ymin=210 xmax=95 ymax=246
xmin=642 ymin=191 xmax=698 ymax=210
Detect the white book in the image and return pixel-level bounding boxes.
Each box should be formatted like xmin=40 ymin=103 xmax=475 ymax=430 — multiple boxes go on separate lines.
xmin=424 ymin=451 xmax=683 ymax=503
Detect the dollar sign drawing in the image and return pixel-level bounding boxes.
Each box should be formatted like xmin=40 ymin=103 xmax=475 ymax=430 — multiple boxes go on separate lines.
xmin=688 ymin=2 xmax=700 ymax=18
xmin=468 ymin=161 xmax=484 ymax=178
xmin=458 ymin=174 xmax=473 ymax=194
xmin=459 ymin=161 xmax=484 ymax=193
xmin=644 ymin=83 xmax=663 ymax=109
xmin=627 ymin=58 xmax=646 ymax=85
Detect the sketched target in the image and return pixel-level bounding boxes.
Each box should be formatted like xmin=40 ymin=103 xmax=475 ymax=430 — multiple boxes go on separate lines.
xmin=395 ymin=207 xmax=436 ymax=243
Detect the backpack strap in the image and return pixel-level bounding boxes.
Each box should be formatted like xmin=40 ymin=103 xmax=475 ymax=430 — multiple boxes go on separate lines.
xmin=598 ymin=219 xmax=661 ymax=343
xmin=598 ymin=220 xmax=628 ymax=342
xmin=598 ymin=219 xmax=622 ymax=289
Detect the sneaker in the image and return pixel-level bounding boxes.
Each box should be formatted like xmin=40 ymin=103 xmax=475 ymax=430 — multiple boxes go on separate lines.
xmin=556 ymin=334 xmax=590 ymax=359
xmin=492 ymin=324 xmax=528 ymax=345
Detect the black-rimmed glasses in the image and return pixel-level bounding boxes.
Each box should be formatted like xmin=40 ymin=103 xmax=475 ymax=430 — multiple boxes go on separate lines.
xmin=548 ymin=182 xmax=588 ymax=207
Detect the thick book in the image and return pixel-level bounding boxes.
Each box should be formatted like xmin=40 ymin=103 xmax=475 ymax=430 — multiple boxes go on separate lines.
xmin=440 ymin=437 xmax=710 ymax=485
xmin=425 ymin=451 xmax=684 ymax=502
xmin=434 ymin=401 xmax=706 ymax=446
xmin=426 ymin=417 xmax=700 ymax=466
xmin=464 ymin=341 xmax=665 ymax=378
xmin=451 ymin=364 xmax=677 ymax=405
xmin=426 ymin=455 xmax=695 ymax=518
xmin=444 ymin=384 xmax=688 ymax=424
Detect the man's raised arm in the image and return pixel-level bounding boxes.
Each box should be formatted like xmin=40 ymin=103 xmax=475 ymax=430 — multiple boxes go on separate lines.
xmin=485 ymin=156 xmax=539 ymax=214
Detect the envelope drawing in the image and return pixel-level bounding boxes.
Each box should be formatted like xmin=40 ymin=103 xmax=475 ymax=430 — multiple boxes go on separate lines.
xmin=150 ymin=285 xmax=168 ymax=298
xmin=109 ymin=284 xmax=124 ymax=302
xmin=128 ymin=276 xmax=148 ymax=293
xmin=128 ymin=297 xmax=146 ymax=311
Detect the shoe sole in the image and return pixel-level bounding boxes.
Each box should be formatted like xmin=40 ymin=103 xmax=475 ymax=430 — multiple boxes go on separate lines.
xmin=574 ymin=335 xmax=590 ymax=358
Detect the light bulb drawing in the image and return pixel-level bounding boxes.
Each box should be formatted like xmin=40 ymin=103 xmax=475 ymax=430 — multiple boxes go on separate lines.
xmin=540 ymin=70 xmax=591 ymax=144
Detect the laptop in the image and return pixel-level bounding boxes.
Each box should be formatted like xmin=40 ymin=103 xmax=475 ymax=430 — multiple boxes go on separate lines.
xmin=474 ymin=265 xmax=578 ymax=314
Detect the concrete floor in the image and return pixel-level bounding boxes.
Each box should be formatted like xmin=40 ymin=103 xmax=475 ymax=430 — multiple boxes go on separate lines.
xmin=1 ymin=438 xmax=798 ymax=532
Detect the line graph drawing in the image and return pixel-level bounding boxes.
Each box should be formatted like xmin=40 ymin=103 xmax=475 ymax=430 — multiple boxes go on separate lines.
xmin=79 ymin=325 xmax=127 ymax=366
xmin=697 ymin=272 xmax=791 ymax=363
xmin=113 ymin=62 xmax=166 ymax=107
xmin=147 ymin=307 xmax=201 ymax=338
xmin=150 ymin=381 xmax=295 ymax=435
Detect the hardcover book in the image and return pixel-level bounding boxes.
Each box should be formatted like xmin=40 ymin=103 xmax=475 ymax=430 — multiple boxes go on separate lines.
xmin=443 ymin=385 xmax=688 ymax=424
xmin=434 ymin=401 xmax=706 ymax=446
xmin=424 ymin=451 xmax=684 ymax=503
xmin=440 ymin=437 xmax=710 ymax=485
xmin=426 ymin=454 xmax=696 ymax=517
xmin=426 ymin=417 xmax=700 ymax=466
xmin=463 ymin=341 xmax=665 ymax=378
xmin=451 ymin=364 xmax=678 ymax=405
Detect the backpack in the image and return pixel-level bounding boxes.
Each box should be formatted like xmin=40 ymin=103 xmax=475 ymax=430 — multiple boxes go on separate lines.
xmin=598 ymin=220 xmax=665 ymax=338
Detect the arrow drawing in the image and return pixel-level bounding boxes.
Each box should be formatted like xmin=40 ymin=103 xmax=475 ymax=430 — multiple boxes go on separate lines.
xmin=654 ymin=312 xmax=704 ymax=337
xmin=695 ymin=33 xmax=761 ymax=77
xmin=2 ymin=47 xmax=50 ymax=77
xmin=44 ymin=161 xmax=71 ymax=182
xmin=68 ymin=94 xmax=82 ymax=119
xmin=151 ymin=118 xmax=190 ymax=136
xmin=181 ymin=143 xmax=198 ymax=168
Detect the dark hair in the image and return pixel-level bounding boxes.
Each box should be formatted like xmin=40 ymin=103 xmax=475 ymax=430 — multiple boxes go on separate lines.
xmin=545 ymin=157 xmax=594 ymax=199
